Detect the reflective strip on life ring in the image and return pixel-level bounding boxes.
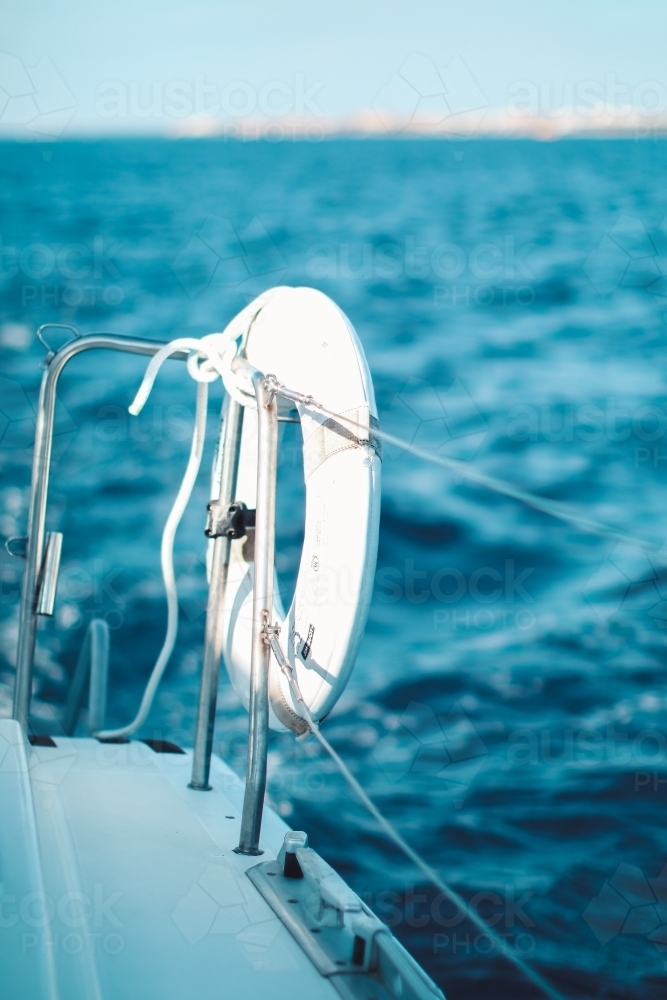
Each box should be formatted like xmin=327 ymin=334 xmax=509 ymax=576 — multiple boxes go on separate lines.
xmin=218 ymin=287 xmax=381 ymax=733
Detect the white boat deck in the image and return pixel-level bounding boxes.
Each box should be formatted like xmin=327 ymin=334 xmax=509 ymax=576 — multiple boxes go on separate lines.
xmin=0 ymin=719 xmax=339 ymax=1000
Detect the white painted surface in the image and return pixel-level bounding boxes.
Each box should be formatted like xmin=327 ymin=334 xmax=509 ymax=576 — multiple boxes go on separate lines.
xmin=0 ymin=722 xmax=338 ymax=1000
xmin=0 ymin=720 xmax=59 ymax=999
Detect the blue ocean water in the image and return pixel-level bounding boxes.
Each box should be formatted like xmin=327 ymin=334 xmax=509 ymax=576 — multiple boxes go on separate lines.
xmin=2 ymin=137 xmax=667 ymax=998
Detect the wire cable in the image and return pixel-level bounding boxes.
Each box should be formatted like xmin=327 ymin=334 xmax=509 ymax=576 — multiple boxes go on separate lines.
xmin=276 ymin=384 xmax=665 ymax=556
xmin=267 ymin=633 xmax=568 ymax=1000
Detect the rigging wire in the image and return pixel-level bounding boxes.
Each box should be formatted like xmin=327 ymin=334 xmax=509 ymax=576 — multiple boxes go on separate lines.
xmin=228 ymin=351 xmax=666 ymax=556
xmin=373 ymin=426 xmax=665 ymax=553
xmin=299 ymin=398 xmax=666 ymax=557
xmin=268 ymin=633 xmax=569 ymax=1000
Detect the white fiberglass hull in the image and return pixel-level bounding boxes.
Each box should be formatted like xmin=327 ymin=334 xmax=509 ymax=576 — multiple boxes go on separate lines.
xmin=0 ymin=720 xmax=339 ymax=1000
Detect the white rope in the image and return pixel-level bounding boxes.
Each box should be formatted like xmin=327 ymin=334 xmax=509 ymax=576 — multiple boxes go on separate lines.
xmin=268 ymin=638 xmax=568 ymax=1000
xmin=128 ymin=334 xmax=231 ymax=416
xmin=95 ymin=297 xmax=277 ymax=738
xmin=96 ymin=379 xmax=209 ymax=739
xmin=126 ymin=291 xmax=277 ymax=422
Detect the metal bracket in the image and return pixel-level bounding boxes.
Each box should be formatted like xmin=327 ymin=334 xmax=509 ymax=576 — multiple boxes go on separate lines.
xmin=36 ymin=323 xmax=80 ymax=365
xmin=205 ymin=500 xmax=256 ymax=540
xmin=36 ymin=531 xmax=63 ymax=616
xmin=247 ymin=833 xmax=445 ymax=1000
xmin=5 ymin=537 xmax=28 ymax=559
xmin=262 ymin=373 xmax=280 ymax=407
xmin=261 ymin=618 xmax=280 ymax=645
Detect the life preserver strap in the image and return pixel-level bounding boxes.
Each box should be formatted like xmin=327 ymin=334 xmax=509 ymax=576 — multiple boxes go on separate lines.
xmin=303 ymin=408 xmax=382 ymax=480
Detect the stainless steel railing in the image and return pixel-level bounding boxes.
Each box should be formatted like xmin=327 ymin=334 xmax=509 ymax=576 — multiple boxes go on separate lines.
xmin=189 ymin=393 xmax=244 ymax=790
xmin=235 ymin=368 xmax=279 ymax=854
xmin=14 ymin=327 xmax=281 ymax=855
xmin=12 ymin=331 xmax=187 ymax=731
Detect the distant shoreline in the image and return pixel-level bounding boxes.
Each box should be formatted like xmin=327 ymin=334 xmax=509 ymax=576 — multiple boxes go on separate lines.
xmin=2 ymin=110 xmax=667 ymax=143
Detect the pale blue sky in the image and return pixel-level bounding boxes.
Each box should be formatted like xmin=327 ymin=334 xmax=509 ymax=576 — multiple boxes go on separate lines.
xmin=3 ymin=0 xmax=666 ymax=132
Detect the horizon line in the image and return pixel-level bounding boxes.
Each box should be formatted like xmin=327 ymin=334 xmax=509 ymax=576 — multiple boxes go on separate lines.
xmin=3 ymin=107 xmax=667 ymax=143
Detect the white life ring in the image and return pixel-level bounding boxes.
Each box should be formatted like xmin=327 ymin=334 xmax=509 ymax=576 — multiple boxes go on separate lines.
xmin=218 ymin=287 xmax=381 ymax=734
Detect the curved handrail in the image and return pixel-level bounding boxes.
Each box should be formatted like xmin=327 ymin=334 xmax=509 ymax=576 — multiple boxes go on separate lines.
xmin=13 ymin=333 xmax=187 ymax=731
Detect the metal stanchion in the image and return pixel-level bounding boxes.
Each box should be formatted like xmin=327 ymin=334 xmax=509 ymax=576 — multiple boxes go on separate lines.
xmin=189 ymin=395 xmax=244 ymax=790
xmin=235 ymin=372 xmax=278 ymax=855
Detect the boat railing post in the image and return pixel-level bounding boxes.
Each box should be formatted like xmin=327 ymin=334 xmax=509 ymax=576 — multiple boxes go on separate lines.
xmin=62 ymin=618 xmax=110 ymax=736
xmin=189 ymin=394 xmax=244 ymax=790
xmin=87 ymin=618 xmax=110 ymax=733
xmin=12 ymin=333 xmax=187 ymax=733
xmin=236 ymin=371 xmax=278 ymax=855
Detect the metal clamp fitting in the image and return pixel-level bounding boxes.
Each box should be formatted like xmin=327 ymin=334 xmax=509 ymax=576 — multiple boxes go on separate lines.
xmin=262 ymin=373 xmax=280 ymax=407
xmin=261 ymin=617 xmax=281 ymax=645
xmin=205 ymin=500 xmax=256 ymax=539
